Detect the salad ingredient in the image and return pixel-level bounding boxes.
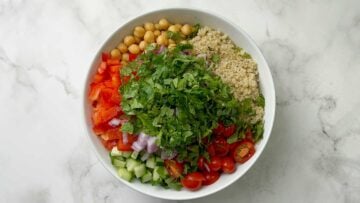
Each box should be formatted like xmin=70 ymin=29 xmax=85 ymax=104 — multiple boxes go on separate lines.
xmin=221 ymin=157 xmax=235 ymax=173
xmin=213 ymin=137 xmax=230 ymax=157
xmin=128 ymin=44 xmax=140 ymax=54
xmin=181 ymin=24 xmax=192 ymax=35
xmin=144 ymin=22 xmax=155 ymax=31
xmin=202 ymin=171 xmax=220 ymax=185
xmin=164 ymin=160 xmax=184 ymax=178
xmin=124 ymin=35 xmax=136 ymax=46
xmin=144 ymin=31 xmax=155 ymax=43
xmin=209 ymin=156 xmax=222 ymax=172
xmin=120 ymin=44 xmax=243 ymax=152
xmin=110 ymin=49 xmax=121 ymax=59
xmin=134 ymin=26 xmax=146 ymax=38
xmin=117 ymin=43 xmax=128 ymax=53
xmin=117 ymin=133 xmax=137 ymax=151
xmin=232 ymin=140 xmax=255 ymax=163
xmin=159 ymin=18 xmax=170 ymax=30
xmin=181 ymin=172 xmax=205 ymax=191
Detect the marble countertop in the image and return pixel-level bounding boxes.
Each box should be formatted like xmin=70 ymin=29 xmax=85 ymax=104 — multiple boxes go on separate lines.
xmin=1 ymin=0 xmax=359 ymax=202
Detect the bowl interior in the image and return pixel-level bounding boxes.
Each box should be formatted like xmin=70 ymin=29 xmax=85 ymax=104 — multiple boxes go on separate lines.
xmin=83 ymin=8 xmax=275 ymax=200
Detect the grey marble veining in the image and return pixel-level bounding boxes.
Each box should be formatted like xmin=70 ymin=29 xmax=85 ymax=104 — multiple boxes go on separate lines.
xmin=0 ymin=0 xmax=359 ymax=202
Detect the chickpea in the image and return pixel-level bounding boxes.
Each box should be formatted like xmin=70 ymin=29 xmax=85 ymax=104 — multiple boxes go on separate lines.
xmin=134 ymin=26 xmax=145 ymax=38
xmin=110 ymin=48 xmax=121 ymax=59
xmin=154 ymin=30 xmax=161 ymax=37
xmin=139 ymin=41 xmax=148 ymax=50
xmin=168 ymin=39 xmax=175 ymax=45
xmin=117 ymin=43 xmax=128 ymax=53
xmin=158 ymin=18 xmax=170 ymax=30
xmin=128 ymin=44 xmax=140 ymax=54
xmin=155 ymin=23 xmax=161 ymax=30
xmin=124 ymin=35 xmax=135 ymax=46
xmin=144 ymin=22 xmax=155 ymax=31
xmin=168 ymin=25 xmax=180 ymax=33
xmin=175 ymin=24 xmax=182 ymax=30
xmin=180 ymin=40 xmax=188 ymax=44
xmin=156 ymin=35 xmax=168 ymax=45
xmin=122 ymin=53 xmax=129 ymax=61
xmin=134 ymin=36 xmax=141 ymax=43
xmin=168 ymin=43 xmax=176 ymax=50
xmin=181 ymin=24 xmax=192 ymax=35
xmin=144 ymin=31 xmax=155 ymax=43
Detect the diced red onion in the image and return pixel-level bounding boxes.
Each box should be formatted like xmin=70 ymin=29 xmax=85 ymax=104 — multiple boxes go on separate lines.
xmin=147 ymin=137 xmax=158 ymax=153
xmin=131 ymin=141 xmax=146 ymax=152
xmin=156 ymin=45 xmax=166 ymax=54
xmin=204 ymin=162 xmax=210 ymax=172
xmin=108 ymin=118 xmax=121 ymax=127
xmin=122 ymin=132 xmax=128 ymax=144
xmin=141 ymin=152 xmax=150 ymax=161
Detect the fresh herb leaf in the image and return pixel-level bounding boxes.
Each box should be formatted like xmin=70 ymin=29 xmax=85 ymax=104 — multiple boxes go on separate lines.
xmin=121 ymin=122 xmax=134 ymax=134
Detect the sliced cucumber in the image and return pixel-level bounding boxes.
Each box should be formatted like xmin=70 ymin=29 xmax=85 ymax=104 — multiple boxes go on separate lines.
xmin=122 ymin=151 xmax=132 ymax=158
xmin=118 ymin=168 xmax=133 ymax=182
xmin=156 ymin=157 xmax=164 ymax=166
xmin=110 ymin=147 xmax=122 ymax=156
xmin=146 ymin=156 xmax=156 ymax=169
xmin=134 ymin=164 xmax=146 ymax=178
xmin=131 ymin=151 xmax=140 ymax=160
xmin=126 ymin=158 xmax=140 ymax=172
xmin=141 ymin=171 xmax=152 ymax=183
xmin=156 ymin=166 xmax=168 ymax=179
xmin=113 ymin=159 xmax=126 ymax=168
xmin=153 ymin=167 xmax=161 ymax=181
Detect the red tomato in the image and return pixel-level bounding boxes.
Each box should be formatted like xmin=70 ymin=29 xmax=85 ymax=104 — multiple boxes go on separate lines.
xmin=232 ymin=140 xmax=255 ymax=164
xmin=109 ymin=65 xmax=120 ymax=73
xmin=98 ymin=88 xmax=121 ymax=105
xmin=209 ymin=156 xmax=222 ymax=172
xmin=222 ymin=157 xmax=235 ymax=173
xmin=213 ymin=137 xmax=230 ymax=157
xmin=181 ymin=172 xmax=204 ymax=191
xmin=197 ymin=156 xmax=206 ymax=171
xmin=203 ymin=171 xmax=220 ymax=185
xmin=129 ymin=53 xmax=137 ymax=61
xmin=223 ymin=124 xmax=236 ymax=138
xmin=117 ymin=134 xmax=137 ymax=151
xmin=164 ymin=160 xmax=183 ymax=178
xmin=245 ymin=128 xmax=254 ymax=143
xmin=101 ymin=52 xmax=110 ymax=62
xmin=207 ymin=144 xmax=216 ymax=157
xmin=213 ymin=122 xmax=225 ymax=136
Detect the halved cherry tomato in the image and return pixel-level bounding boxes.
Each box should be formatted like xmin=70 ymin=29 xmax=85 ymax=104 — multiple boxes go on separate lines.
xmin=203 ymin=171 xmax=220 ymax=185
xmin=223 ymin=124 xmax=236 ymax=138
xmin=213 ymin=122 xmax=225 ymax=136
xmin=213 ymin=137 xmax=230 ymax=157
xmin=197 ymin=156 xmax=207 ymax=171
xmin=209 ymin=156 xmax=222 ymax=172
xmin=232 ymin=140 xmax=255 ymax=164
xmin=181 ymin=172 xmax=205 ymax=191
xmin=117 ymin=134 xmax=137 ymax=151
xmin=207 ymin=144 xmax=216 ymax=157
xmin=222 ymin=157 xmax=235 ymax=173
xmin=245 ymin=128 xmax=254 ymax=143
xmin=164 ymin=160 xmax=183 ymax=178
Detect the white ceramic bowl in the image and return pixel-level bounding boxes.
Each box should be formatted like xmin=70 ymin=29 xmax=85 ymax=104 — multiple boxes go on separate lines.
xmin=83 ymin=8 xmax=275 ymax=200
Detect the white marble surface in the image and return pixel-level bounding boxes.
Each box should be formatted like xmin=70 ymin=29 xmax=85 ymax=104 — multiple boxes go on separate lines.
xmin=1 ymin=0 xmax=360 ymax=202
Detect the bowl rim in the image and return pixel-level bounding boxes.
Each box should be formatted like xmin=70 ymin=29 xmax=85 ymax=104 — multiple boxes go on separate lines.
xmin=82 ymin=7 xmax=276 ymax=200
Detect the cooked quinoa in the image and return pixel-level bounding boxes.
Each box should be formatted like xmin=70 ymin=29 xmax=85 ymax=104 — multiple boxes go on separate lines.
xmin=190 ymin=26 xmax=264 ymax=123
